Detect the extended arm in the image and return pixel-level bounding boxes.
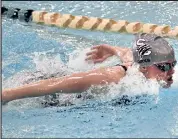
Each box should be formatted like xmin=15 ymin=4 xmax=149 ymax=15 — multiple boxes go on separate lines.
xmin=2 ymin=66 xmax=126 ymax=103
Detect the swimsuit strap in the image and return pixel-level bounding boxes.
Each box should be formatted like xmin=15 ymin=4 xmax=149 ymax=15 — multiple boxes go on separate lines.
xmin=115 ymin=64 xmax=127 ymax=72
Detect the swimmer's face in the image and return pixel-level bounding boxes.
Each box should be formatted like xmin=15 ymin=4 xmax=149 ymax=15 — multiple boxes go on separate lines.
xmin=141 ymin=60 xmax=176 ymax=88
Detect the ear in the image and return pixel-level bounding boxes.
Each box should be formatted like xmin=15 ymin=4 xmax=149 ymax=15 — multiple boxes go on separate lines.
xmin=140 ymin=66 xmax=147 ymax=73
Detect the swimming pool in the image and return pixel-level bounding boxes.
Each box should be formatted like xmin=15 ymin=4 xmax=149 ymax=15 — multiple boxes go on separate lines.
xmin=2 ymin=1 xmax=178 ymax=138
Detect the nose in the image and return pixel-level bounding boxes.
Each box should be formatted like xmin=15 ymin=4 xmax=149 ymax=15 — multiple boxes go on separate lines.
xmin=167 ymin=68 xmax=175 ymax=75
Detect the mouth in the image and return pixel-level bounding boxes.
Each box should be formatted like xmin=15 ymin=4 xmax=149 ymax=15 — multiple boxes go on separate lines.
xmin=167 ymin=76 xmax=173 ymax=82
xmin=165 ymin=76 xmax=174 ymax=88
xmin=158 ymin=76 xmax=174 ymax=88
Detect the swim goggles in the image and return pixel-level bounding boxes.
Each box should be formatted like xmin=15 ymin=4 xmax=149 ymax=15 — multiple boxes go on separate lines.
xmin=154 ymin=60 xmax=177 ymax=72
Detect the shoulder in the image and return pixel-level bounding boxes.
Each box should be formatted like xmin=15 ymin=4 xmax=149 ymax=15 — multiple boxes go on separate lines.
xmin=109 ymin=66 xmax=127 ymax=76
xmin=97 ymin=66 xmax=126 ymax=83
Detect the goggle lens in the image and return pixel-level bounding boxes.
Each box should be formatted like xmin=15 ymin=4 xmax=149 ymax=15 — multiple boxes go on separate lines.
xmin=154 ymin=61 xmax=177 ymax=72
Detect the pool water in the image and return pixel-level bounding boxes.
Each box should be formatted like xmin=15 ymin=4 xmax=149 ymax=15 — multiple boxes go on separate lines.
xmin=2 ymin=1 xmax=178 ymax=138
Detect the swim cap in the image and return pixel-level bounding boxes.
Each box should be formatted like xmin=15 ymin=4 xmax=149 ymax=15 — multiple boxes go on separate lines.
xmin=132 ymin=33 xmax=175 ymax=67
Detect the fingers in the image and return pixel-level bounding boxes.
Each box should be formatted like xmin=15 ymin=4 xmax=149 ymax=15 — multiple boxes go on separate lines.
xmin=86 ymin=49 xmax=98 ymax=56
xmin=85 ymin=53 xmax=112 ymax=63
xmin=93 ymin=59 xmax=105 ymax=64
xmin=92 ymin=44 xmax=110 ymax=50
xmin=85 ymin=54 xmax=97 ymax=61
xmin=85 ymin=56 xmax=92 ymax=61
xmin=91 ymin=45 xmax=100 ymax=50
xmin=85 ymin=57 xmax=104 ymax=64
xmin=93 ymin=54 xmax=112 ymax=63
xmin=85 ymin=56 xmax=104 ymax=63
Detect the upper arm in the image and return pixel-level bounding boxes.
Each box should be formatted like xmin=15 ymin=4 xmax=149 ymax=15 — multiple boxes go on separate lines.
xmin=80 ymin=66 xmax=126 ymax=88
xmin=48 ymin=66 xmax=126 ymax=93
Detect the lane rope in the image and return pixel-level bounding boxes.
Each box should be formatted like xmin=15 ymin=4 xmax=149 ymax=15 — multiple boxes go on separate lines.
xmin=2 ymin=6 xmax=178 ymax=39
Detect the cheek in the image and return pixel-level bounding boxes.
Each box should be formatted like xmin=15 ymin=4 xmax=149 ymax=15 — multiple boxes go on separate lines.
xmin=149 ymin=67 xmax=166 ymax=80
xmin=157 ymin=74 xmax=165 ymax=80
xmin=156 ymin=71 xmax=167 ymax=80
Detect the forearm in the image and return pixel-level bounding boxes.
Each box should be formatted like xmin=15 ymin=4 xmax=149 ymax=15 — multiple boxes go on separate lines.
xmin=2 ymin=79 xmax=58 ymax=102
xmin=112 ymin=46 xmax=133 ymax=63
xmin=2 ymin=76 xmax=85 ymax=102
xmin=112 ymin=46 xmax=128 ymax=56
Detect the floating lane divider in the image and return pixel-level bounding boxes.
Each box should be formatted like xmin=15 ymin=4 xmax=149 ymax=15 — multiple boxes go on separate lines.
xmin=2 ymin=6 xmax=178 ymax=39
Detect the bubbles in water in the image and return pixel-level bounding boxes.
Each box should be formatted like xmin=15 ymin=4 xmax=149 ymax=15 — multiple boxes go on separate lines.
xmin=2 ymin=48 xmax=163 ymax=109
xmin=68 ymin=48 xmax=120 ymax=72
xmin=31 ymin=51 xmax=67 ymax=75
xmin=95 ymin=65 xmax=160 ymax=101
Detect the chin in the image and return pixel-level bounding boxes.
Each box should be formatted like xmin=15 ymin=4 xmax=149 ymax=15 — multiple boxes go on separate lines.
xmin=162 ymin=84 xmax=171 ymax=88
xmin=162 ymin=82 xmax=172 ymax=88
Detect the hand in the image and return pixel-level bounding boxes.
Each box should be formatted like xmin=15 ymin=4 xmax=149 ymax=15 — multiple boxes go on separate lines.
xmin=2 ymin=90 xmax=10 ymax=105
xmin=85 ymin=44 xmax=115 ymax=64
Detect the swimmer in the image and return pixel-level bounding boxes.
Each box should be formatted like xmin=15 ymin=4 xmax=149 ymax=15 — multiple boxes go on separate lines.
xmin=2 ymin=33 xmax=177 ymax=103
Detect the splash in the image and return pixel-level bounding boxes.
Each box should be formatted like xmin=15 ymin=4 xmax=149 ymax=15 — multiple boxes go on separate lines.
xmin=116 ymin=65 xmax=160 ymax=95
xmin=68 ymin=55 xmax=161 ymax=106
xmin=2 ymin=51 xmax=73 ymax=110
xmin=68 ymin=48 xmax=121 ymax=72
xmin=2 ymin=49 xmax=164 ymax=109
xmin=30 ymin=51 xmax=70 ymax=75
xmin=84 ymin=64 xmax=160 ymax=103
xmin=2 ymin=50 xmax=70 ymax=88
